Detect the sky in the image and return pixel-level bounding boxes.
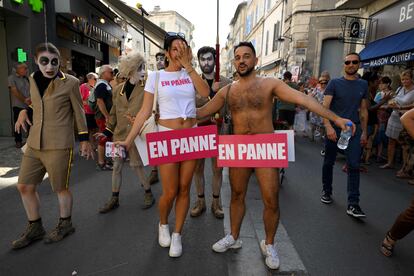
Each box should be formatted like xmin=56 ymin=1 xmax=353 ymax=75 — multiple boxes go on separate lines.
xmin=124 ymin=0 xmax=244 ymax=51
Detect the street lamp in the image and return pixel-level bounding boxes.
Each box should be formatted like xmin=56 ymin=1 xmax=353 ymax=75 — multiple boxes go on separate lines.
xmin=136 ymin=3 xmax=149 ymax=55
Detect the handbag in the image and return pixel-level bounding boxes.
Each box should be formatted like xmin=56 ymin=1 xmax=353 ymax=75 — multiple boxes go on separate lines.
xmin=221 ymin=84 xmax=233 ymax=135
xmin=139 ymin=72 xmax=160 ymax=139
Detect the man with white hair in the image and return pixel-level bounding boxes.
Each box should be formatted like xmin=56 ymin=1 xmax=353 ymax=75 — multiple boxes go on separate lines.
xmin=8 ymin=62 xmax=30 ymax=148
xmin=97 ymin=51 xmax=155 ymax=212
xmin=95 ymin=65 xmax=114 ymax=170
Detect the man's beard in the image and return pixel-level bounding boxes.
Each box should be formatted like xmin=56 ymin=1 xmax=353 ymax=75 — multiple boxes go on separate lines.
xmin=201 ymin=65 xmax=214 ymax=74
xmin=345 ymin=68 xmax=358 ymax=76
xmin=237 ymin=64 xmax=255 ymax=77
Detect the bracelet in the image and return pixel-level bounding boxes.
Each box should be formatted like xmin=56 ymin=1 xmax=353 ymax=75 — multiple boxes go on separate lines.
xmin=186 ymin=68 xmax=195 ymax=75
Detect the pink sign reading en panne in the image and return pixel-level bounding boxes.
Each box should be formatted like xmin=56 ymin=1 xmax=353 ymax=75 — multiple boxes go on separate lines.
xmin=217 ymin=133 xmax=288 ymax=168
xmin=145 ymin=125 xmax=218 ymax=166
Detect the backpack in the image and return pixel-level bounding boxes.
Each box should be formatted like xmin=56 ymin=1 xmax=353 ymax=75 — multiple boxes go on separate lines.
xmin=87 ymin=85 xmax=97 ymax=112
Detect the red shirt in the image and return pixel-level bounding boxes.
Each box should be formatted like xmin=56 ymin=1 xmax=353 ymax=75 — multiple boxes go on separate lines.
xmin=79 ymin=83 xmax=94 ymax=114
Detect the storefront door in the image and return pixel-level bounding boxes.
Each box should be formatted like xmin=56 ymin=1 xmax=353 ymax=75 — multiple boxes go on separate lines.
xmin=320 ymin=39 xmax=344 ymax=79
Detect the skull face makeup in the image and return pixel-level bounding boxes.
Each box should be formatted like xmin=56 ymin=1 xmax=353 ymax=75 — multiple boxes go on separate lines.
xmin=199 ymin=52 xmax=215 ymax=75
xmin=156 ymin=55 xmax=165 ymax=70
xmin=37 ymin=51 xmax=60 ymax=78
xmin=129 ymin=63 xmax=146 ymax=85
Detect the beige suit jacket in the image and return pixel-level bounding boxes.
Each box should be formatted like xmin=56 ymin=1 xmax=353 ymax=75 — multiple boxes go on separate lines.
xmin=106 ymin=82 xmax=145 ymax=141
xmin=27 ymin=72 xmax=88 ymax=150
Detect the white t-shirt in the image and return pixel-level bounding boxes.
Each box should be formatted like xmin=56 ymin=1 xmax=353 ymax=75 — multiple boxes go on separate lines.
xmin=145 ymin=69 xmax=196 ymax=120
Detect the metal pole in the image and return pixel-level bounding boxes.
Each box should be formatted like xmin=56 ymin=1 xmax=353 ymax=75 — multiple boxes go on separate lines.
xmin=142 ymin=11 xmax=145 ymax=54
xmin=215 ymin=0 xmax=220 ymax=82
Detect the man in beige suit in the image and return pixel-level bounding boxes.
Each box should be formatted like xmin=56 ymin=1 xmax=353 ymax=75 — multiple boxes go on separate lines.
xmin=12 ymin=43 xmax=94 ymax=249
xmin=97 ymin=51 xmax=155 ymax=212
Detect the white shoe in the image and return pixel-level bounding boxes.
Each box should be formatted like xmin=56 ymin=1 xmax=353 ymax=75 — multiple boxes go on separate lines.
xmin=260 ymin=240 xmax=280 ymax=270
xmin=212 ymin=234 xmax=242 ymax=253
xmin=169 ymin=232 xmax=182 ymax=257
xmin=158 ymin=223 xmax=171 ymax=247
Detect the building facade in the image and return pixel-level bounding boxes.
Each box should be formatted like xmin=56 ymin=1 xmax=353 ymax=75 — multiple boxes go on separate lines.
xmin=225 ymin=1 xmax=248 ymax=77
xmin=348 ymin=0 xmax=413 ymax=88
xmin=147 ymin=5 xmax=195 ymax=71
xmin=0 ymin=0 xmax=165 ymax=137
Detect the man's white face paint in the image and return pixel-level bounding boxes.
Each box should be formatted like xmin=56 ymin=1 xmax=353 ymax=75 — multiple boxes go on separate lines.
xmin=37 ymin=51 xmax=60 ymax=78
xmin=199 ymin=52 xmax=215 ymax=75
xmin=156 ymin=55 xmax=165 ymax=70
xmin=129 ymin=63 xmax=146 ymax=84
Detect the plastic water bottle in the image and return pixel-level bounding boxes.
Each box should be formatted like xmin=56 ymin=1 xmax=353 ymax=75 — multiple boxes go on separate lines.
xmin=337 ymin=122 xmax=353 ymax=150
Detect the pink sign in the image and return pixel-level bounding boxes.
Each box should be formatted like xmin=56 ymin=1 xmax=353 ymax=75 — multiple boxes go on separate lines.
xmin=217 ymin=133 xmax=288 ymax=168
xmin=146 ymin=125 xmax=218 ymax=166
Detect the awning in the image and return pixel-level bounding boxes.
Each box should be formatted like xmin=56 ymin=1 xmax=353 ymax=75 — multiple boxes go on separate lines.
xmin=101 ymin=0 xmax=166 ymax=49
xmin=259 ymin=59 xmax=281 ymax=71
xmin=360 ymin=28 xmax=414 ymax=68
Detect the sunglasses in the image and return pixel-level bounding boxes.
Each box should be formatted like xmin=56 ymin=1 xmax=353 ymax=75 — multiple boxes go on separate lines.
xmin=319 ymin=81 xmax=328 ymax=84
xmin=344 ymin=60 xmax=359 ymax=65
xmin=165 ymin=32 xmax=185 ymax=40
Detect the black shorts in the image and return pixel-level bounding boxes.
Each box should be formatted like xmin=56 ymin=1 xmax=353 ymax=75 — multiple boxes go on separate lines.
xmin=86 ymin=114 xmax=98 ymax=130
xmin=278 ymin=110 xmax=295 ymax=126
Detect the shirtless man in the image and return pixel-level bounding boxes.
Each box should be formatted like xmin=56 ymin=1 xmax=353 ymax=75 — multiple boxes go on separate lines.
xmin=197 ymin=42 xmax=353 ymax=269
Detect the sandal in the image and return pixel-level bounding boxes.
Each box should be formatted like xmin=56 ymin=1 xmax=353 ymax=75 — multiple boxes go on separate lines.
xmin=380 ymin=164 xmax=394 ymax=169
xmin=380 ymin=233 xmax=396 ymax=257
xmin=396 ymin=172 xmax=412 ymax=179
xmin=96 ymin=163 xmax=113 ymax=171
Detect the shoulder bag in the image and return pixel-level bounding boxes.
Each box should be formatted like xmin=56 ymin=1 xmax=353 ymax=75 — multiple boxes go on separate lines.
xmin=139 ymin=72 xmax=160 ymax=139
xmin=221 ymin=84 xmax=233 ymax=135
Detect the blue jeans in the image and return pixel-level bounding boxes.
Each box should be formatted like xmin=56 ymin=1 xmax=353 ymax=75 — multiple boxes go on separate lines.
xmin=322 ymin=126 xmax=362 ymax=205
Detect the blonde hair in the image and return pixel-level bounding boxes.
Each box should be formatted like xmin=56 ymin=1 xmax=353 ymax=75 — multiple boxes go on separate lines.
xmin=118 ymin=51 xmax=145 ymax=79
xmin=400 ymin=70 xmax=413 ymax=79
xmin=86 ymin=72 xmax=98 ymax=80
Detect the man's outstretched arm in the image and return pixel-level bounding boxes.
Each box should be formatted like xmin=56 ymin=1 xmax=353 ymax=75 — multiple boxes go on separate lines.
xmin=197 ymin=84 xmax=228 ymax=119
xmin=271 ymin=79 xmax=354 ymax=132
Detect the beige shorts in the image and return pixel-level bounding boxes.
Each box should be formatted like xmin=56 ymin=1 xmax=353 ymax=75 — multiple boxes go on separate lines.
xmin=18 ymin=147 xmax=73 ymax=192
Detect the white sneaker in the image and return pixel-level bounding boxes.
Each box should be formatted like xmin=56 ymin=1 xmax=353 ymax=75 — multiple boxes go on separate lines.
xmin=212 ymin=234 xmax=242 ymax=253
xmin=169 ymin=232 xmax=182 ymax=257
xmin=158 ymin=223 xmax=171 ymax=247
xmin=260 ymin=240 xmax=280 ymax=270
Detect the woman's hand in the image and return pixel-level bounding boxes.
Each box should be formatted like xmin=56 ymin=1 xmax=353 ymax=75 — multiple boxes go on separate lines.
xmin=115 ymin=140 xmax=131 ymax=151
xmin=176 ymin=41 xmax=193 ymax=69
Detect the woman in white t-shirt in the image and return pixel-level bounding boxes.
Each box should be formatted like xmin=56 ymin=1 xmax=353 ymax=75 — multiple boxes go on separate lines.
xmin=119 ymin=33 xmax=209 ymax=258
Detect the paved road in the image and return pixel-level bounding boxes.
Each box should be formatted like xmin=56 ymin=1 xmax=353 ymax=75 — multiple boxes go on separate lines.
xmin=279 ymin=137 xmax=414 ymax=276
xmin=0 ymin=152 xmax=228 ymax=276
xmin=1 ymin=136 xmax=413 ymax=275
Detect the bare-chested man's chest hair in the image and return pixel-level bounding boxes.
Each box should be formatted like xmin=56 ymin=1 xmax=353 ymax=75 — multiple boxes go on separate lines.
xmin=229 ymin=79 xmax=271 ymax=112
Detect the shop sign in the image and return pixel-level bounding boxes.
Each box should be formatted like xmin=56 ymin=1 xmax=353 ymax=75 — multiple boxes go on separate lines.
xmin=362 ymin=50 xmax=414 ymax=68
xmin=11 ymin=0 xmax=43 ymax=13
xmin=371 ymin=0 xmax=414 ymax=40
xmin=296 ymin=48 xmax=306 ymax=55
xmin=72 ymin=17 xmax=120 ymax=48
xmin=340 ymin=16 xmax=371 ymax=45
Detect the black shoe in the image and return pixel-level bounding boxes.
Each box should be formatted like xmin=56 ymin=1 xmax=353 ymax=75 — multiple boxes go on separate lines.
xmin=320 ymin=191 xmax=332 ymax=204
xmin=15 ymin=141 xmax=24 ymax=148
xmin=347 ymin=205 xmax=366 ymax=218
